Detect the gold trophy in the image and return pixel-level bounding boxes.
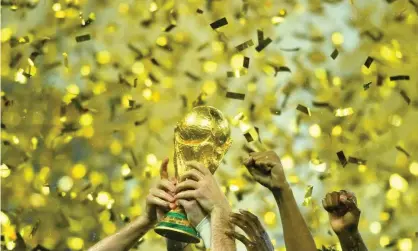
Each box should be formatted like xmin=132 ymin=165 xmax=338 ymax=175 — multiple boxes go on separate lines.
xmin=154 ymin=105 xmax=232 ymax=243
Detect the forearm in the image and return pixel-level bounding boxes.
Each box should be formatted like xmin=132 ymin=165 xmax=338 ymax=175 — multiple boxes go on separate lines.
xmin=273 ymin=184 xmax=317 ymax=251
xmin=88 ymin=216 xmax=153 ymax=251
xmin=337 ymin=231 xmax=368 ymax=251
xmin=211 ymin=206 xmax=236 ymax=251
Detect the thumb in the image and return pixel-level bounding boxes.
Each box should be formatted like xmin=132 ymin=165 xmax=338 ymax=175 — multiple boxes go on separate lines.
xmin=160 ymin=157 xmax=169 ymax=179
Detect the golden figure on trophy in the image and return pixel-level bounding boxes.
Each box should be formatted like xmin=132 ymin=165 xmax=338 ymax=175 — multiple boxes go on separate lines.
xmin=154 ymin=105 xmax=232 ymax=243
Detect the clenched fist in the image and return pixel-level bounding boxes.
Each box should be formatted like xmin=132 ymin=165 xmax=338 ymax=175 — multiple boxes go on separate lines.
xmin=225 ymin=210 xmax=274 ymax=251
xmin=322 ymin=190 xmax=361 ymax=234
xmin=243 ymin=151 xmax=288 ymax=192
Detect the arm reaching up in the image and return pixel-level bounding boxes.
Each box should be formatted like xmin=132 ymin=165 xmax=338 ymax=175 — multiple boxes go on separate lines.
xmin=244 ymin=151 xmax=317 ymax=251
xmin=175 ymin=161 xmax=236 ymax=251
xmin=88 ymin=159 xmax=176 ymax=251
xmin=322 ymin=190 xmax=368 ymax=251
xmin=225 ymin=210 xmax=274 ymax=251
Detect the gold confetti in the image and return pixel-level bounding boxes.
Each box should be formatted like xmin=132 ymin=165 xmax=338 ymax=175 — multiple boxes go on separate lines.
xmin=337 ymin=151 xmax=348 ymax=167
xmin=210 ymin=17 xmax=228 ymax=29
xmin=335 ymin=107 xmax=354 ymax=117
xmin=296 ymin=104 xmax=311 ymax=116
xmin=302 ymin=185 xmax=313 ymax=206
xmin=364 ymin=56 xmax=374 ymax=68
xmin=226 ymin=92 xmax=246 ymax=100
xmin=330 ymin=48 xmax=339 ymax=60
xmin=75 ymin=34 xmax=91 ymax=42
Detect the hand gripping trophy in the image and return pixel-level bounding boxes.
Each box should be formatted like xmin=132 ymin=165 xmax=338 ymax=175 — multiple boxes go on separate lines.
xmin=154 ymin=105 xmax=232 ymax=243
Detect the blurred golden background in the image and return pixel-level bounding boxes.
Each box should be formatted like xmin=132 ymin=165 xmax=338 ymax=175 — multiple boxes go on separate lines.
xmin=1 ymin=0 xmax=417 ymax=250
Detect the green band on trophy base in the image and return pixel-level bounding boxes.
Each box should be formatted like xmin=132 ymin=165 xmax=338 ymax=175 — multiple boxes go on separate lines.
xmin=155 ymin=210 xmax=200 ymax=243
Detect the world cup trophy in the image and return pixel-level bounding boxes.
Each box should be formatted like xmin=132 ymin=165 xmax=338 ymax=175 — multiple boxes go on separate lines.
xmin=154 ymin=105 xmax=232 ymax=243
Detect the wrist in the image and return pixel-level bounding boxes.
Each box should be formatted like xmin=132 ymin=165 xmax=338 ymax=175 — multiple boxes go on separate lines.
xmin=271 ymin=181 xmax=290 ymax=195
xmin=140 ymin=214 xmax=156 ymax=228
xmin=336 ymin=228 xmax=360 ymax=238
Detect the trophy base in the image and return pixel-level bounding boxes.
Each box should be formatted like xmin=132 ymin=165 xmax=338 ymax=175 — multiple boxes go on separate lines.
xmin=154 ymin=209 xmax=200 ymax=243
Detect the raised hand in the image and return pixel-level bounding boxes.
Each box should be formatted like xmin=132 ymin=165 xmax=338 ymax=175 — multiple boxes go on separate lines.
xmin=322 ymin=190 xmax=368 ymax=251
xmin=144 ymin=158 xmax=177 ymax=224
xmin=243 ymin=151 xmax=288 ymax=192
xmin=225 ymin=210 xmax=274 ymax=251
xmin=175 ymin=161 xmax=229 ymax=213
xmin=322 ymin=190 xmax=361 ymax=234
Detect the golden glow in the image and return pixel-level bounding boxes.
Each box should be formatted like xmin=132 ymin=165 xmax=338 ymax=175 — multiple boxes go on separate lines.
xmin=332 ymin=32 xmax=344 ymax=45
xmin=149 ymin=2 xmax=158 ymax=12
xmin=79 ymin=113 xmax=93 ymax=126
xmin=1 ymin=163 xmax=11 ymax=178
xmin=281 ymin=155 xmax=294 ymax=170
xmin=132 ymin=61 xmax=145 ymax=74
xmin=142 ymin=88 xmax=152 ymax=100
xmin=369 ymin=221 xmax=381 ymax=234
xmin=202 ymin=80 xmax=217 ymax=95
xmin=80 ymin=65 xmax=91 ymax=76
xmin=335 ymin=107 xmax=354 ymax=117
xmin=409 ymin=162 xmax=418 ymax=176
xmin=332 ymin=125 xmax=342 ymax=136
xmin=271 ymin=16 xmax=284 ymax=24
xmin=203 ymin=61 xmax=217 ymax=73
xmin=146 ymin=154 xmax=158 ymax=165
xmin=397 ymin=238 xmax=412 ymax=251
xmin=67 ymin=237 xmax=84 ymax=250
xmin=58 ymin=176 xmax=74 ymax=192
xmin=110 ymin=140 xmax=122 ymax=155
xmin=52 ymin=3 xmax=61 ymax=11
xmin=332 ymin=76 xmax=342 ymax=86
xmin=389 ymin=173 xmax=408 ymax=192
xmin=264 ymin=211 xmax=276 ymax=225
xmin=15 ymin=69 xmax=27 ymax=84
xmin=0 ymin=211 xmax=10 ymax=225
xmin=358 ymin=164 xmax=367 ymax=173
xmin=121 ymin=164 xmax=131 ymax=176
xmin=1 ymin=28 xmax=12 ymax=42
xmin=96 ymin=191 xmax=111 ymax=205
xmin=96 ymin=51 xmax=111 ymax=64
xmin=231 ymin=54 xmax=244 ymax=69
xmin=380 ymin=236 xmax=390 ymax=247
xmin=72 ymin=163 xmax=87 ymax=179
xmin=309 ymin=124 xmax=321 ymax=138
xmin=118 ymin=3 xmax=129 ymax=14
xmin=156 ymin=36 xmax=168 ymax=46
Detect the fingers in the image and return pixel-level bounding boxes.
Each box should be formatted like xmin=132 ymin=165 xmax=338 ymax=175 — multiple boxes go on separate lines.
xmin=179 ymin=169 xmax=204 ymax=182
xmin=239 ymin=210 xmax=264 ymax=232
xmin=339 ymin=191 xmax=360 ymax=216
xmin=150 ymin=187 xmax=175 ymax=203
xmin=244 ymin=165 xmax=271 ymax=186
xmin=230 ymin=213 xmax=258 ymax=239
xmin=323 ymin=192 xmax=339 ymax=212
xmin=243 ymin=156 xmax=255 ymax=167
xmin=186 ymin=161 xmax=210 ymax=175
xmin=157 ymin=179 xmax=176 ymax=193
xmin=175 ymin=180 xmax=199 ymax=193
xmin=225 ymin=230 xmax=254 ymax=249
xmin=160 ymin=157 xmax=169 ymax=179
xmin=177 ymin=199 xmax=195 ymax=210
xmin=147 ymin=194 xmax=170 ymax=209
xmin=175 ymin=190 xmax=199 ymax=200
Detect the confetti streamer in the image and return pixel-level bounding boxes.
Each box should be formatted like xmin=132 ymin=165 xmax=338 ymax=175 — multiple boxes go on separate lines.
xmin=226 ymin=92 xmax=246 ymax=100
xmin=296 ymin=104 xmax=311 ymax=116
xmin=348 ymin=157 xmax=366 ymax=165
xmin=330 ymin=49 xmax=339 ymax=60
xmin=243 ymin=56 xmax=250 ymax=68
xmin=75 ymin=34 xmax=91 ymax=42
xmin=227 ymin=69 xmax=247 ymax=78
xmin=361 ymin=29 xmax=384 ymax=42
xmin=302 ymin=185 xmax=313 ymax=206
xmin=399 ymin=90 xmax=411 ymax=104
xmin=312 ymin=101 xmax=334 ymax=111
xmin=243 ymin=132 xmax=254 ymax=142
xmin=337 ymin=151 xmax=348 ymax=167
xmin=235 ymin=39 xmax=254 ymax=51
xmin=280 ymin=47 xmax=300 ymax=51
xmin=210 ymin=17 xmax=228 ymax=29
xmin=364 ymin=56 xmax=374 ymax=68
xmin=134 ymin=118 xmax=148 ymax=126
xmin=196 ymin=8 xmax=204 ymax=14
xmin=363 ymin=82 xmax=372 ymax=90
xmin=255 ymin=37 xmax=272 ymax=52
xmin=164 ymin=24 xmax=176 ymax=32
xmin=390 ymin=75 xmax=410 ymax=81
xmin=185 ymin=71 xmax=201 ymax=81
xmin=395 ymin=146 xmax=410 ymax=157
